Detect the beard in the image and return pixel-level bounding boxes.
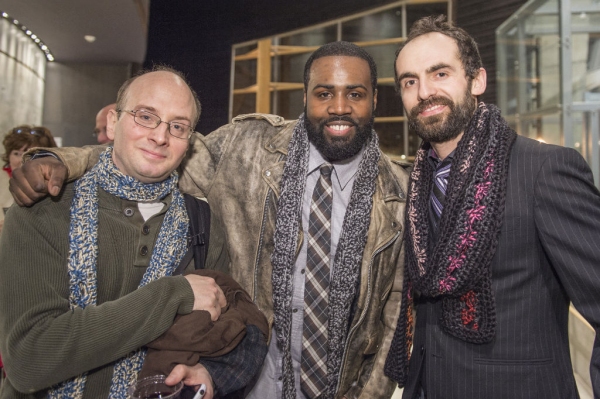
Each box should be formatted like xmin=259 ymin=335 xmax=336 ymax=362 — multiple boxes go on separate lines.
xmin=304 ymin=109 xmax=374 ymax=162
xmin=407 ymin=88 xmax=477 ymax=144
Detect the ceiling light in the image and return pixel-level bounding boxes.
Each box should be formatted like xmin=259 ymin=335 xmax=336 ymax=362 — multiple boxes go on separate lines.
xmin=0 ymin=10 xmax=55 ymax=62
xmin=84 ymin=35 xmax=96 ymax=43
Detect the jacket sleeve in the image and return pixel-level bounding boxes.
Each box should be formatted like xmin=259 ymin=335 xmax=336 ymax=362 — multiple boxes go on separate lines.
xmin=25 ymin=144 xmax=106 ymax=182
xmin=0 ymin=204 xmax=195 ymax=393
xmin=533 ymin=146 xmax=600 ymax=398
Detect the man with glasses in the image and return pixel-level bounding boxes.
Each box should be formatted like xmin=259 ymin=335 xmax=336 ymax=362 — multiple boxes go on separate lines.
xmin=0 ymin=67 xmax=267 ymax=399
xmin=94 ymin=103 xmax=116 ymax=144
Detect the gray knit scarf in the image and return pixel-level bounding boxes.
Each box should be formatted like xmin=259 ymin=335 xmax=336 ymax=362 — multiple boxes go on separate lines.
xmin=48 ymin=147 xmax=189 ymax=399
xmin=271 ymin=114 xmax=380 ymax=399
xmin=384 ymin=103 xmax=517 ymax=386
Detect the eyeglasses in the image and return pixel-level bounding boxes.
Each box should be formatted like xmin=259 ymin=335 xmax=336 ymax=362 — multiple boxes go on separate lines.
xmin=118 ymin=109 xmax=194 ymax=140
xmin=12 ymin=127 xmax=47 ymax=137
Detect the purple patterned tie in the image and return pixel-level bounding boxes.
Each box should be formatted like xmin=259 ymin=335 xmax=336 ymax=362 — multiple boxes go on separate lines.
xmin=301 ymin=163 xmax=333 ymax=398
xmin=430 ymin=158 xmax=451 ymax=225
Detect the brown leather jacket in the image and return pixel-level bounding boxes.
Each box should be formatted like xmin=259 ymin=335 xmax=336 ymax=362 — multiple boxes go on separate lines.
xmin=49 ymin=114 xmax=409 ymax=399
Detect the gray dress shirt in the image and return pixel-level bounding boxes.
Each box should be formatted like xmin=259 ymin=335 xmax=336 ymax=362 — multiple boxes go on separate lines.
xmin=247 ymin=143 xmax=364 ymax=399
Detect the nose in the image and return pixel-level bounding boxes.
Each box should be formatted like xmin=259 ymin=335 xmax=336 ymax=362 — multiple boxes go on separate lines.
xmin=148 ymin=121 xmax=170 ymax=145
xmin=328 ymin=95 xmax=351 ymax=116
xmin=417 ymin=79 xmax=437 ymax=102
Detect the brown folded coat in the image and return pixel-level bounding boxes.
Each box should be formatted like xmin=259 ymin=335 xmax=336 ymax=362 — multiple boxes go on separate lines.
xmin=140 ymin=269 xmax=268 ymax=378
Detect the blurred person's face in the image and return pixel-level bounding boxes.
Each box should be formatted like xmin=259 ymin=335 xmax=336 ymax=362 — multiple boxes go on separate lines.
xmin=9 ymin=144 xmax=28 ymax=171
xmin=95 ymin=105 xmax=114 ymax=144
xmin=106 ymin=71 xmax=193 ymax=183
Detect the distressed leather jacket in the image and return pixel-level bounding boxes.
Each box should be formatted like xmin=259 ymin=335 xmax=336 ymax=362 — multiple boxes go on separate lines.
xmin=48 ymin=114 xmax=409 ymax=399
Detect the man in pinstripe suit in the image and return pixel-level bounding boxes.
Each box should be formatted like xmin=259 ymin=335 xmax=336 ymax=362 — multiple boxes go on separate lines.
xmin=384 ymin=15 xmax=600 ymax=399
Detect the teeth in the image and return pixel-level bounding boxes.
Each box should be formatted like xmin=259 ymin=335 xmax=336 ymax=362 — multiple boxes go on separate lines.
xmin=425 ymin=104 xmax=443 ymax=112
xmin=329 ymin=124 xmax=348 ymax=131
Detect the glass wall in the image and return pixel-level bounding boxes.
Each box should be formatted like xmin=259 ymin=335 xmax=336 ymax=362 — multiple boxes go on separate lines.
xmin=497 ymin=0 xmax=600 ymax=187
xmin=230 ymin=0 xmax=452 ymax=160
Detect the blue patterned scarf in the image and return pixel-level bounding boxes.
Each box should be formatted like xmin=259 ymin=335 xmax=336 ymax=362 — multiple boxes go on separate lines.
xmin=47 ymin=147 xmax=189 ymax=399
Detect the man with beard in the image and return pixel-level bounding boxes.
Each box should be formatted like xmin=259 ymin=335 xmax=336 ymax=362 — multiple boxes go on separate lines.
xmin=10 ymin=42 xmax=409 ymax=399
xmin=384 ymin=16 xmax=600 ymax=399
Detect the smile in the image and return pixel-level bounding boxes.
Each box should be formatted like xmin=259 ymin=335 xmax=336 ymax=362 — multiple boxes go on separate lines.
xmin=419 ymin=104 xmax=447 ymax=117
xmin=325 ymin=123 xmax=354 ymax=136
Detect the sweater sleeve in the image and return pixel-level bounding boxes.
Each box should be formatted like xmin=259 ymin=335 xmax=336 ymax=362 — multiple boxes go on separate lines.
xmin=0 ymin=201 xmax=195 ymax=393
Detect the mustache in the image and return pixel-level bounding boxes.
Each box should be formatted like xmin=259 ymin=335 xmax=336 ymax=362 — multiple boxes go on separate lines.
xmin=410 ymin=96 xmax=454 ymax=117
xmin=319 ymin=115 xmax=358 ymax=126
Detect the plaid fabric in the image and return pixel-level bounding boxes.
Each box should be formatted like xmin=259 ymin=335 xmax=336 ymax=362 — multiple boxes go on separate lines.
xmin=199 ymin=325 xmax=268 ymax=397
xmin=301 ymin=163 xmax=333 ymax=398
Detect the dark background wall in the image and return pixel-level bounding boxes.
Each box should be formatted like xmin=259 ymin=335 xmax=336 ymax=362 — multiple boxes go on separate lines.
xmin=145 ymin=0 xmax=526 ymax=134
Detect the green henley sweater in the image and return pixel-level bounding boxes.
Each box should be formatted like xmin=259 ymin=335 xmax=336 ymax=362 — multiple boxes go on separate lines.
xmin=0 ymin=183 xmax=198 ymax=398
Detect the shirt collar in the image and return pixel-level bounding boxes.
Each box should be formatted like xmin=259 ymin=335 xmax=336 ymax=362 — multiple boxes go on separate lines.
xmin=307 ymin=142 xmax=364 ymax=191
xmin=427 ymin=147 xmax=456 ymax=167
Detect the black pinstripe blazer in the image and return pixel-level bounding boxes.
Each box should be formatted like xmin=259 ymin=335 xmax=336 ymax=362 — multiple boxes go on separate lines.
xmin=403 ymin=136 xmax=600 ymax=399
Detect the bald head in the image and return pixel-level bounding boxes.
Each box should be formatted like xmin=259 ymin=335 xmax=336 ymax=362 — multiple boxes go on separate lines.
xmin=95 ymin=103 xmax=116 ymax=144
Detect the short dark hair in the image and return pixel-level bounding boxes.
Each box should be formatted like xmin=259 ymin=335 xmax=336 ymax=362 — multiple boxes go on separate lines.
xmin=304 ymin=41 xmax=378 ymax=93
xmin=394 ymin=15 xmax=482 ymax=91
xmin=2 ymin=125 xmax=57 ymax=165
xmin=115 ymin=65 xmax=202 ymax=126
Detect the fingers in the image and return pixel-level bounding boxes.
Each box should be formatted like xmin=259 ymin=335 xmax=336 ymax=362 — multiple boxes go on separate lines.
xmin=9 ymin=158 xmax=67 ymax=206
xmin=184 ymin=275 xmax=228 ymax=321
xmin=164 ymin=364 xmax=187 ymax=386
xmin=165 ymin=364 xmax=214 ymax=399
xmin=46 ymin=161 xmax=68 ymax=196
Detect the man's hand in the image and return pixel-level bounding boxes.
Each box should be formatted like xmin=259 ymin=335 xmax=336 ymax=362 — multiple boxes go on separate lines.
xmin=9 ymin=157 xmax=67 ymax=206
xmin=184 ymin=274 xmax=227 ymax=320
xmin=165 ymin=363 xmax=214 ymax=399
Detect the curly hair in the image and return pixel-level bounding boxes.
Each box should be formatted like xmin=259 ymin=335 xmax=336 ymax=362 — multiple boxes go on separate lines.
xmin=2 ymin=125 xmax=57 ymax=165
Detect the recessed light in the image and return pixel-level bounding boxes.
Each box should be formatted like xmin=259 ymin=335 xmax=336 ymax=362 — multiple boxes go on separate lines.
xmin=84 ymin=35 xmax=96 ymax=43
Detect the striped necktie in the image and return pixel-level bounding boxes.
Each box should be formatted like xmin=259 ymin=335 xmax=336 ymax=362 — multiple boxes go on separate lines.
xmin=301 ymin=163 xmax=333 ymax=398
xmin=430 ymin=158 xmax=451 ymax=225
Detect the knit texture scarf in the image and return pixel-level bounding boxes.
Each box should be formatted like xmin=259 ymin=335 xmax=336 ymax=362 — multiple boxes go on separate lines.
xmin=48 ymin=147 xmax=189 ymax=399
xmin=384 ymin=103 xmax=517 ymax=385
xmin=271 ymin=114 xmax=380 ymax=399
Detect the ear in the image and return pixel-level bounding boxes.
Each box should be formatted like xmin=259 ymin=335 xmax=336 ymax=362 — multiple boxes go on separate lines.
xmin=373 ymin=88 xmax=378 ymax=111
xmin=471 ymin=67 xmax=487 ymax=96
xmin=106 ymin=109 xmax=118 ymax=141
xmin=303 ymin=91 xmax=307 ymax=108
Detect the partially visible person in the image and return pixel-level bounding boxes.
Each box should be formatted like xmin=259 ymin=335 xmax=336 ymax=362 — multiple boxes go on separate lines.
xmin=94 ymin=103 xmax=117 ymax=144
xmin=1 ymin=126 xmax=57 ymax=233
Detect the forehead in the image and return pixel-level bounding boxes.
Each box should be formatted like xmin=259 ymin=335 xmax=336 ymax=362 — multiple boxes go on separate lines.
xmin=125 ymin=71 xmax=195 ymax=117
xmin=396 ymin=32 xmax=461 ymax=73
xmin=308 ymin=56 xmax=371 ymax=88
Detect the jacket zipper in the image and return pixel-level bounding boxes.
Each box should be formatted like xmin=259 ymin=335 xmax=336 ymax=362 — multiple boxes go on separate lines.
xmin=253 ymin=188 xmax=272 ymax=303
xmin=335 ymin=229 xmax=400 ymax=393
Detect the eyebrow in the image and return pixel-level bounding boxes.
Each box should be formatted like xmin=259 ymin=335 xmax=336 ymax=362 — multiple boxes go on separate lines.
xmin=311 ymin=83 xmax=368 ymax=91
xmin=397 ymin=63 xmax=454 ymax=83
xmin=136 ymin=105 xmax=192 ymax=122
